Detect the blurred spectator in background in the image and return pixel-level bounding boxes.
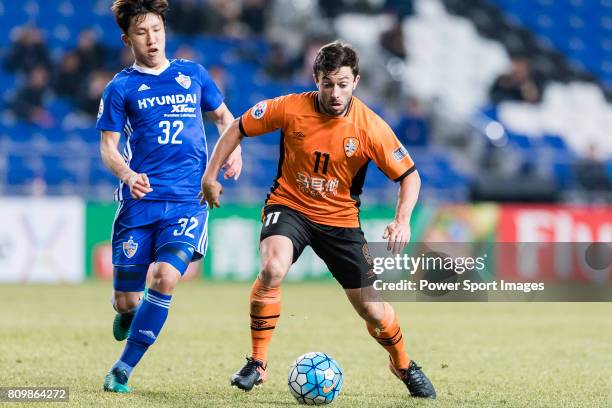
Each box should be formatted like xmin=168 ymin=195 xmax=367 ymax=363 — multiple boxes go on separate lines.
xmin=5 ymin=27 xmax=52 ymax=74
xmin=379 ymin=14 xmax=407 ymax=60
xmin=174 ymin=44 xmax=197 ymax=61
xmin=119 ymin=47 xmax=134 ymax=69
xmin=201 ymin=0 xmax=231 ymax=35
xmin=575 ymin=144 xmax=612 ymax=192
xmin=77 ymin=70 xmax=113 ymax=119
xmin=263 ymin=42 xmax=295 ymax=81
xmin=294 ymin=35 xmax=329 ymax=84
xmin=166 ymin=0 xmax=207 ymax=35
xmin=208 ymin=64 xmax=228 ymax=95
xmin=53 ymin=52 xmax=82 ymax=97
xmin=241 ymin=0 xmax=268 ymax=35
xmin=489 ymin=56 xmax=542 ymax=104
xmin=394 ymin=97 xmax=429 ymax=146
xmin=10 ymin=65 xmax=53 ymax=127
xmin=318 ymin=0 xmax=344 ymax=18
xmin=384 ymin=0 xmax=414 ymax=18
xmin=212 ymin=0 xmax=247 ymax=38
xmin=74 ymin=29 xmax=107 ymax=77
xmin=208 ymin=64 xmax=233 ymax=108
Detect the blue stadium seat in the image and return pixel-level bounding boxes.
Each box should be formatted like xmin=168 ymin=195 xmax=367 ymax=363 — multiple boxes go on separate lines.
xmin=0 ymin=2 xmax=472 ymax=202
xmin=43 ymin=127 xmax=70 ymax=143
xmin=245 ymin=157 xmax=278 ymax=188
xmin=507 ymin=133 xmax=533 ymax=150
xmin=364 ymin=162 xmax=394 ymax=189
xmin=7 ymin=154 xmax=38 ymax=185
xmin=42 ymin=155 xmax=79 ymax=186
xmin=6 ymin=122 xmax=40 ymax=143
xmin=0 ymin=2 xmax=29 ymax=18
xmin=540 ymin=134 xmax=570 ymax=152
xmin=0 ymin=71 xmax=17 ymax=105
xmin=490 ymin=0 xmax=612 ymax=88
xmin=479 ymin=105 xmax=499 ymax=121
xmin=90 ymin=17 xmax=121 ymax=43
xmin=46 ymin=99 xmax=73 ymax=120
xmin=89 ymin=159 xmax=116 ymax=186
xmin=552 ymin=159 xmax=577 ymax=188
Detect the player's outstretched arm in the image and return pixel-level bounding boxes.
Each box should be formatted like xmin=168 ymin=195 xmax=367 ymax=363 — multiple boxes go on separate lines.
xmin=206 ymin=103 xmax=243 ymax=181
xmin=383 ymin=170 xmax=421 ymax=254
xmin=99 ymin=130 xmax=152 ymax=199
xmin=200 ymin=119 xmax=244 ymax=207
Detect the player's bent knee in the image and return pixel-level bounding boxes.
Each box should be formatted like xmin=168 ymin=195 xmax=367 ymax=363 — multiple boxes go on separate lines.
xmin=150 ymin=264 xmax=180 ymax=294
xmin=113 ymin=292 xmax=141 ymax=313
xmin=259 ymin=257 xmax=289 ymax=287
xmin=114 ymin=299 xmax=132 ymax=314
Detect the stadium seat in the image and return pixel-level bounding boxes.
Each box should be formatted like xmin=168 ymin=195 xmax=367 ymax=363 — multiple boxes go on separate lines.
xmin=89 ymin=159 xmax=117 ymax=186
xmin=364 ymin=161 xmax=394 ymax=190
xmin=4 ymin=0 xmax=598 ymax=203
xmin=46 ymin=99 xmax=73 ymax=121
xmin=43 ymin=127 xmax=70 ymax=143
xmin=42 ymin=155 xmax=79 ymax=186
xmin=489 ymin=0 xmax=612 ymax=88
xmin=6 ymin=122 xmax=40 ymax=144
xmin=552 ymin=158 xmax=577 ymax=188
xmin=6 ymin=154 xmax=39 ymax=185
xmin=540 ymin=134 xmax=570 ymax=152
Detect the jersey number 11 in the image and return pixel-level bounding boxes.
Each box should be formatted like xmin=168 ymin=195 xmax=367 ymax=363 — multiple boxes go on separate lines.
xmin=313 ymin=151 xmax=330 ymax=174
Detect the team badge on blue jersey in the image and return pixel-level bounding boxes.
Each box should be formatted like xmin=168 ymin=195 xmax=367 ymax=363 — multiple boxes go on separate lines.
xmin=175 ymin=72 xmax=191 ymax=89
xmin=252 ymin=101 xmax=267 ymax=119
xmin=123 ymin=237 xmax=138 ymax=258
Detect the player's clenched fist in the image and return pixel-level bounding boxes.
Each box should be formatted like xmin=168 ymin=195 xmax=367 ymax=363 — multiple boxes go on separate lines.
xmin=200 ymin=178 xmax=223 ymax=208
xmin=383 ymin=221 xmax=411 ymax=254
xmin=222 ymin=147 xmax=243 ymax=181
xmin=125 ymin=172 xmax=153 ymax=200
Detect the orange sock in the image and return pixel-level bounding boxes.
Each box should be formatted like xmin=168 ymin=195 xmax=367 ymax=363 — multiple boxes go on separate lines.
xmin=250 ymin=278 xmax=281 ymax=364
xmin=366 ymin=302 xmax=410 ymax=369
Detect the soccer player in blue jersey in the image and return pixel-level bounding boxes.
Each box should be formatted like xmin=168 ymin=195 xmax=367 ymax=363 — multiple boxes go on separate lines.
xmin=97 ymin=0 xmax=242 ymax=393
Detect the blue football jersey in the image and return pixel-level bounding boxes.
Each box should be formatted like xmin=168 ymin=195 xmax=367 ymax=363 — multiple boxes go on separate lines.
xmin=96 ymin=59 xmax=224 ymax=202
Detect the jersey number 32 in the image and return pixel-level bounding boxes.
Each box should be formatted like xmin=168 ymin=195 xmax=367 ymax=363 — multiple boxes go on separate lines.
xmin=158 ymin=120 xmax=184 ymax=144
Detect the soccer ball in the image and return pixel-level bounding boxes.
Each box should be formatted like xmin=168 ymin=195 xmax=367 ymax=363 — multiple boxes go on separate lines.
xmin=287 ymin=352 xmax=343 ymax=405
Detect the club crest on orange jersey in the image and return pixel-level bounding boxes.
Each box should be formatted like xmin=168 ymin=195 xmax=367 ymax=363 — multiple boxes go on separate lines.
xmin=344 ymin=137 xmax=359 ymax=157
xmin=123 ymin=237 xmax=138 ymax=259
xmin=175 ymin=72 xmax=191 ymax=89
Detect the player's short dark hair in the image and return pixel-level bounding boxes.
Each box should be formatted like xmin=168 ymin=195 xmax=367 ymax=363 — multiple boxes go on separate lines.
xmin=313 ymin=42 xmax=359 ymax=79
xmin=111 ymin=0 xmax=168 ymax=34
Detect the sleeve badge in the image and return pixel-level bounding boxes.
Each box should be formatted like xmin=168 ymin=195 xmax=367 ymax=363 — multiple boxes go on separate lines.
xmin=252 ymin=101 xmax=267 ymax=119
xmin=392 ymin=146 xmax=408 ymax=161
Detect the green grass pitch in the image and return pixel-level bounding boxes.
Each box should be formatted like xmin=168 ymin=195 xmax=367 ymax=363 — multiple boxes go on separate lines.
xmin=1 ymin=281 xmax=611 ymax=407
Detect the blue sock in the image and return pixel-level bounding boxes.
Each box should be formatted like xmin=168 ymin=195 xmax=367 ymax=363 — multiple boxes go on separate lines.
xmin=112 ymin=289 xmax=172 ymax=376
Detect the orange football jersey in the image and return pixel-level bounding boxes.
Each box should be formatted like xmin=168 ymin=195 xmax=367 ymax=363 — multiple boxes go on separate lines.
xmin=239 ymin=92 xmax=415 ymax=228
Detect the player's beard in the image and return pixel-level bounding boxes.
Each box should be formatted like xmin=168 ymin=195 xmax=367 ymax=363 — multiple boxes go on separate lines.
xmin=320 ymin=96 xmax=350 ymax=116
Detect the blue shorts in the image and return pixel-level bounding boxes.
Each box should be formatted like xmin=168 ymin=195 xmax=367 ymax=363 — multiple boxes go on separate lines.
xmin=111 ymin=200 xmax=208 ymax=292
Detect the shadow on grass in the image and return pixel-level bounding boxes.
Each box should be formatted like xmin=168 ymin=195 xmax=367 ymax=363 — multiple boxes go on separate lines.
xmin=134 ymin=389 xmax=293 ymax=407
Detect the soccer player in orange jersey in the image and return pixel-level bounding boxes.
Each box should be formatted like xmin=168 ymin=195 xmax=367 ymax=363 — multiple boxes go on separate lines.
xmin=201 ymin=42 xmax=436 ymax=399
